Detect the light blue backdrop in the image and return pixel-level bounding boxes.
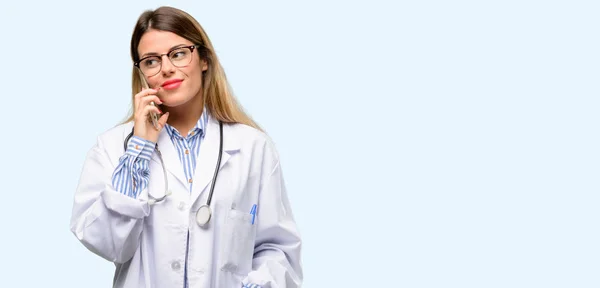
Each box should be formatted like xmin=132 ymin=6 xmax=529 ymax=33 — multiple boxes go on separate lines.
xmin=0 ymin=1 xmax=598 ymax=287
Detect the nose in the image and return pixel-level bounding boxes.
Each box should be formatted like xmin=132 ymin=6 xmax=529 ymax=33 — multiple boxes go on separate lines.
xmin=160 ymin=55 xmax=176 ymax=75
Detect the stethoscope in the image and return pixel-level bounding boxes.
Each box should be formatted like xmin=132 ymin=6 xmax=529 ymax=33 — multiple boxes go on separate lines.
xmin=123 ymin=121 xmax=223 ymax=228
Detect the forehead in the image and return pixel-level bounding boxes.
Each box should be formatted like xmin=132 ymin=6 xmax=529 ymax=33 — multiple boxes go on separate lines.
xmin=138 ymin=29 xmax=193 ymax=55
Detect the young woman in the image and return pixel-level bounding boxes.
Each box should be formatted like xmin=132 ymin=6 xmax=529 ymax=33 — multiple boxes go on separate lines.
xmin=70 ymin=6 xmax=302 ymax=288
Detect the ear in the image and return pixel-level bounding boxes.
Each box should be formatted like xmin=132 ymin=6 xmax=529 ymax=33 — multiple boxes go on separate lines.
xmin=201 ymin=59 xmax=208 ymax=72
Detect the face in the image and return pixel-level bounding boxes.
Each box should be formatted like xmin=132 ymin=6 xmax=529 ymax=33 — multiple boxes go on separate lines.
xmin=137 ymin=29 xmax=208 ymax=107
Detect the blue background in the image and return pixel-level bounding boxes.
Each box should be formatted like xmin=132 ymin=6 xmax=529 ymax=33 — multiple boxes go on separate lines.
xmin=1 ymin=1 xmax=598 ymax=287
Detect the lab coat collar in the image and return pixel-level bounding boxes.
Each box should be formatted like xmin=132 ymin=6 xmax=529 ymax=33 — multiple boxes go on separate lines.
xmin=189 ymin=113 xmax=240 ymax=208
xmin=153 ymin=125 xmax=188 ymax=189
xmin=149 ymin=112 xmax=240 ymax=205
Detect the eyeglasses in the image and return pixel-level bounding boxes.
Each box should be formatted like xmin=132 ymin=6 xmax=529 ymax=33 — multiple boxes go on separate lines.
xmin=134 ymin=45 xmax=200 ymax=77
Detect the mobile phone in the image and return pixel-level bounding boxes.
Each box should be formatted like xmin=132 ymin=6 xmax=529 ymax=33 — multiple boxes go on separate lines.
xmin=137 ymin=70 xmax=160 ymax=129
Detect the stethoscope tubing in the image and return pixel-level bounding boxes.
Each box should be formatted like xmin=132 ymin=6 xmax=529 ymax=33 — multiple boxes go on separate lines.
xmin=122 ymin=121 xmax=223 ymax=214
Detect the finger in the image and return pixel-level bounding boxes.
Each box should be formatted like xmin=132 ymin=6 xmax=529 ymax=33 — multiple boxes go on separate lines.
xmin=135 ymin=88 xmax=157 ymax=102
xmin=134 ymin=89 xmax=149 ymax=111
xmin=150 ymin=111 xmax=169 ymax=131
xmin=138 ymin=95 xmax=163 ymax=110
xmin=135 ymin=89 xmax=159 ymax=105
xmin=135 ymin=105 xmax=162 ymax=125
xmin=136 ymin=96 xmax=162 ymax=116
xmin=134 ymin=88 xmax=160 ymax=109
xmin=140 ymin=104 xmax=162 ymax=118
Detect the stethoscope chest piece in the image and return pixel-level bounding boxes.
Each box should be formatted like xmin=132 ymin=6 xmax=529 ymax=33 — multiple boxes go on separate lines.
xmin=124 ymin=121 xmax=224 ymax=228
xmin=196 ymin=205 xmax=212 ymax=227
xmin=194 ymin=121 xmax=223 ymax=228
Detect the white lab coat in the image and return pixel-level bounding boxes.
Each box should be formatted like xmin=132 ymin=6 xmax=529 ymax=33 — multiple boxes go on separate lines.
xmin=70 ymin=115 xmax=302 ymax=288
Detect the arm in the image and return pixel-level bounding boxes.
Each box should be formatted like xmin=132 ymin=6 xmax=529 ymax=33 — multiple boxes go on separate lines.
xmin=69 ymin=135 xmax=154 ymax=264
xmin=112 ymin=135 xmax=156 ymax=198
xmin=242 ymin=160 xmax=303 ymax=288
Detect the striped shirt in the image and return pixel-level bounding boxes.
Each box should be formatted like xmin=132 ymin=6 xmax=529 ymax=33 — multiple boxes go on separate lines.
xmin=111 ymin=108 xmax=262 ymax=288
xmin=111 ymin=108 xmax=209 ymax=197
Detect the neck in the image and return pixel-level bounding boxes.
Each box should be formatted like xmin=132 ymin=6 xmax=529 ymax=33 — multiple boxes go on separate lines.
xmin=164 ymin=94 xmax=204 ymax=135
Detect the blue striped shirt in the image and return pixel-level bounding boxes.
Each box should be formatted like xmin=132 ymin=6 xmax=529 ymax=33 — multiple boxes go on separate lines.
xmin=111 ymin=136 xmax=155 ymax=198
xmin=164 ymin=110 xmax=208 ymax=192
xmin=111 ymin=109 xmax=209 ymax=197
xmin=111 ymin=109 xmax=262 ymax=288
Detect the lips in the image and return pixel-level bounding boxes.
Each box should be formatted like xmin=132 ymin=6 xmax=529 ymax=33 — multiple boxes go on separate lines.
xmin=161 ymin=79 xmax=183 ymax=90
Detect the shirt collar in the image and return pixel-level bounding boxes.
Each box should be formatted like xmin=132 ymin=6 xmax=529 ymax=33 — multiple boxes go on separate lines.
xmin=165 ymin=106 xmax=209 ymax=139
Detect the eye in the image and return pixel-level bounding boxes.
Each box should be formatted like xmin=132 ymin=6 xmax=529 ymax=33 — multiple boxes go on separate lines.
xmin=171 ymin=49 xmax=189 ymax=60
xmin=141 ymin=57 xmax=160 ymax=68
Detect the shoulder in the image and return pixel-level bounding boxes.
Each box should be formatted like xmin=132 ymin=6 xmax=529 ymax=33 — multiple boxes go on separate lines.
xmin=224 ymin=122 xmax=280 ymax=164
xmin=94 ymin=121 xmax=134 ymax=153
xmin=226 ymin=122 xmax=272 ymax=144
xmin=225 ymin=122 xmax=276 ymax=149
xmin=80 ymin=121 xmax=134 ymax=167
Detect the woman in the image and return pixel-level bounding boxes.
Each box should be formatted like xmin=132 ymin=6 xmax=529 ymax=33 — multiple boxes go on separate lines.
xmin=70 ymin=6 xmax=302 ymax=288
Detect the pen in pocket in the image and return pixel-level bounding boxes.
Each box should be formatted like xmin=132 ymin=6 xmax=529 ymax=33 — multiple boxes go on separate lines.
xmin=250 ymin=204 xmax=257 ymax=225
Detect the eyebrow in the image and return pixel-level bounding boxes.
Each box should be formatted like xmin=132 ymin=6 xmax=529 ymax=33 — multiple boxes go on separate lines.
xmin=140 ymin=44 xmax=189 ymax=58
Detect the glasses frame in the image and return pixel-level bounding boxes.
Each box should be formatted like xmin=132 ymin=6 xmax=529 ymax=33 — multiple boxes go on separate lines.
xmin=134 ymin=44 xmax=201 ymax=77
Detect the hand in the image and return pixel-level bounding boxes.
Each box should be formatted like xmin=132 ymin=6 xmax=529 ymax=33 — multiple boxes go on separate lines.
xmin=133 ymin=88 xmax=169 ymax=143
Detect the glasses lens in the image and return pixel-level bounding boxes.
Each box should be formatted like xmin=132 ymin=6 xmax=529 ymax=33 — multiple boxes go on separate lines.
xmin=140 ymin=56 xmax=161 ymax=76
xmin=169 ymin=47 xmax=193 ymax=67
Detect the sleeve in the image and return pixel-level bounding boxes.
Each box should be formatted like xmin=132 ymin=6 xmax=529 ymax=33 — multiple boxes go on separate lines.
xmin=241 ymin=152 xmax=303 ymax=288
xmin=69 ymin=135 xmax=153 ymax=264
xmin=112 ymin=135 xmax=156 ymax=198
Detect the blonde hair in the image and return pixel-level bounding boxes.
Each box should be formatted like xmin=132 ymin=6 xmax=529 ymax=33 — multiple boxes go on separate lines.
xmin=122 ymin=6 xmax=261 ymax=131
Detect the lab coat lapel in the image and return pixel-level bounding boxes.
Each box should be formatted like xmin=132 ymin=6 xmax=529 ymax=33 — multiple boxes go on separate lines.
xmin=190 ymin=116 xmax=239 ymax=206
xmin=151 ymin=129 xmax=188 ymax=189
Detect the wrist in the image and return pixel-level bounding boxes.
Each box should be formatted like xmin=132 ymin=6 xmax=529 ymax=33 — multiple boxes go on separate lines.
xmin=125 ymin=136 xmax=156 ymax=161
xmin=133 ymin=131 xmax=159 ymax=144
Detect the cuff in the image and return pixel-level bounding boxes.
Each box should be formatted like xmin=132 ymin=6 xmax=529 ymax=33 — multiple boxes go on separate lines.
xmin=101 ymin=183 xmax=150 ymax=219
xmin=125 ymin=136 xmax=156 ymax=161
xmin=243 ymin=270 xmax=271 ymax=288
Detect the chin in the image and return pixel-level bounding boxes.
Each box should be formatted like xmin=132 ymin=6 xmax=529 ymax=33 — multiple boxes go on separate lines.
xmin=160 ymin=85 xmax=201 ymax=105
xmin=161 ymin=100 xmax=184 ymax=108
xmin=161 ymin=95 xmax=195 ymax=108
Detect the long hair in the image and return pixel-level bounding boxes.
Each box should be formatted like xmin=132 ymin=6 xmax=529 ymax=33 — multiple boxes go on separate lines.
xmin=122 ymin=6 xmax=261 ymax=131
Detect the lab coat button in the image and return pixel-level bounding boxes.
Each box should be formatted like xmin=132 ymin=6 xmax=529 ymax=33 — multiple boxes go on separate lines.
xmin=171 ymin=261 xmax=181 ymax=270
xmin=178 ymin=202 xmax=185 ymax=210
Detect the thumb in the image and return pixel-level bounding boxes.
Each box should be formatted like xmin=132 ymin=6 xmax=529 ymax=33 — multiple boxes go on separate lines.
xmin=158 ymin=112 xmax=169 ymax=128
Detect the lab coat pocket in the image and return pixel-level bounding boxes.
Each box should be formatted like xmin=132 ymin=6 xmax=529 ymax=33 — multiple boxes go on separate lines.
xmin=220 ymin=207 xmax=256 ymax=276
